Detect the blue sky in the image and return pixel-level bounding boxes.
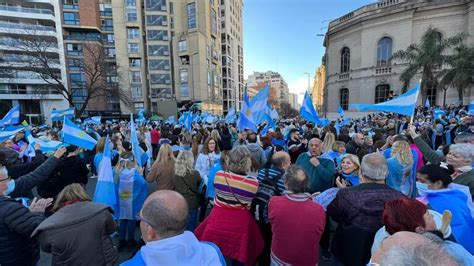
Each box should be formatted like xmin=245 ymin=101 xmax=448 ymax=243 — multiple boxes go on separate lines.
xmin=243 ymin=0 xmax=375 ymax=102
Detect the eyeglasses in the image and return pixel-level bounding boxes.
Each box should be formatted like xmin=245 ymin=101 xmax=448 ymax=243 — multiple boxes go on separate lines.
xmin=136 ymin=213 xmax=157 ymax=229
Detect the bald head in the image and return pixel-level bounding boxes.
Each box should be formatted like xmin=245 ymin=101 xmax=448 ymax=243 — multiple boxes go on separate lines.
xmin=271 ymin=151 xmax=291 ymax=170
xmin=141 ymin=190 xmax=188 ymax=241
xmin=308 ymin=138 xmax=322 ymax=156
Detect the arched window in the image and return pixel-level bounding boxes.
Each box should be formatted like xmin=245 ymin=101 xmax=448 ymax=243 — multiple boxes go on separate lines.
xmin=377 ymin=37 xmax=392 ymax=66
xmin=427 ymin=85 xmax=437 ymax=106
xmin=340 ymin=47 xmax=350 ymax=73
xmin=375 ymin=84 xmax=390 ymax=103
xmin=340 ymin=88 xmax=349 ymax=110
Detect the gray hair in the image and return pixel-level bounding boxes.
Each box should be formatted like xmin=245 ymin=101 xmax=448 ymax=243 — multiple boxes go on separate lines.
xmin=227 ymin=146 xmax=252 ymax=174
xmin=380 ymin=242 xmax=457 ymax=266
xmin=454 ymin=132 xmax=474 ymax=144
xmin=174 ymin=150 xmax=194 ymax=177
xmin=0 ymin=167 xmax=8 ymax=179
xmin=361 ymin=153 xmax=388 ymax=181
xmin=449 ymin=144 xmax=474 ymax=164
xmin=283 ymin=165 xmax=308 ymax=193
xmin=141 ymin=197 xmax=188 ymax=239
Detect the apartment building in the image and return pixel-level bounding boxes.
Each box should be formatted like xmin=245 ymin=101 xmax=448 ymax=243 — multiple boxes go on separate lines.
xmin=246 ymin=71 xmax=290 ymax=109
xmin=311 ymin=64 xmax=325 ymax=112
xmin=0 ymin=0 xmax=69 ymax=124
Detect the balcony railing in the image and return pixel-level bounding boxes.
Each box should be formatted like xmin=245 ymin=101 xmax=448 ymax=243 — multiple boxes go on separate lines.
xmin=63 ymin=4 xmax=79 ymax=10
xmin=339 ymin=73 xmax=350 ymax=80
xmin=0 ymin=5 xmax=54 ymax=15
xmin=375 ymin=66 xmax=392 ymax=75
xmin=0 ymin=22 xmax=55 ymax=32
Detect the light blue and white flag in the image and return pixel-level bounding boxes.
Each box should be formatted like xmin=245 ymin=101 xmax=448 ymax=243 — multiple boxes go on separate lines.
xmin=0 ymin=105 xmax=20 ymax=127
xmin=165 ymin=115 xmax=176 ymax=125
xmin=91 ymin=116 xmax=102 ymax=125
xmin=468 ymin=101 xmax=474 ymax=116
xmin=425 ymin=98 xmax=431 ymax=108
xmin=237 ymin=88 xmax=258 ymax=132
xmin=434 ymin=108 xmax=446 ymax=120
xmin=261 ymin=123 xmax=271 ymax=137
xmin=51 ymin=108 xmax=75 ymax=122
xmin=351 ymin=83 xmax=421 ymax=116
xmin=184 ymin=111 xmax=193 ymax=132
xmin=300 ymin=91 xmax=321 ymax=124
xmin=93 ymin=134 xmax=117 ymax=213
xmin=225 ymin=107 xmax=237 ymax=124
xmin=62 ymin=117 xmax=97 ymax=150
xmin=25 ymin=129 xmax=63 ymax=153
xmin=250 ymin=84 xmax=270 ymax=124
xmin=338 ymin=105 xmax=345 ymax=117
xmin=130 ymin=114 xmax=148 ymax=167
xmin=0 ymin=126 xmax=25 ymax=142
xmin=269 ymin=106 xmax=280 ymax=120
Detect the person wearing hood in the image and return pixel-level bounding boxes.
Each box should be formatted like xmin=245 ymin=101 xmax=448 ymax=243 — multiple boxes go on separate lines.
xmin=246 ymin=132 xmax=267 ymax=169
xmin=122 ymin=190 xmax=225 ymax=266
xmin=32 ymin=184 xmax=117 ymax=265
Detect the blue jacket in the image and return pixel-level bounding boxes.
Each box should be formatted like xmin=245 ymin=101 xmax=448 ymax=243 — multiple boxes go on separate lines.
xmin=296 ymin=152 xmax=335 ymax=193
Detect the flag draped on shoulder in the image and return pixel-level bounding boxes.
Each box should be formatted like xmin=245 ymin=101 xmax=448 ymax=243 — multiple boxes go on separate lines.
xmin=351 ymin=83 xmax=421 ymax=116
xmin=93 ymin=135 xmax=118 ymax=213
xmin=130 ymin=114 xmax=148 ymax=167
xmin=51 ymin=108 xmax=75 ymax=122
xmin=300 ymin=91 xmax=321 ymax=124
xmin=62 ymin=117 xmax=97 ymax=150
xmin=250 ymin=84 xmax=270 ymax=124
xmin=237 ymin=88 xmax=257 ymax=132
xmin=0 ymin=105 xmax=20 ymax=127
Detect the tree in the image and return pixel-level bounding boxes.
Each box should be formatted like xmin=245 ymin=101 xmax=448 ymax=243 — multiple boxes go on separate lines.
xmin=279 ymin=102 xmax=298 ymax=118
xmin=392 ymin=27 xmax=464 ymax=100
xmin=3 ymin=31 xmax=132 ymax=117
xmin=438 ymin=44 xmax=474 ymax=104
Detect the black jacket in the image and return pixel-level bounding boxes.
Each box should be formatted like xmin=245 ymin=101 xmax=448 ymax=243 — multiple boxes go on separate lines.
xmin=7 ymin=150 xmax=46 ymax=180
xmin=219 ymin=133 xmax=233 ymax=151
xmin=345 ymin=140 xmax=361 ymax=157
xmin=0 ymin=197 xmax=45 ymax=266
xmin=57 ymin=155 xmax=89 ymax=186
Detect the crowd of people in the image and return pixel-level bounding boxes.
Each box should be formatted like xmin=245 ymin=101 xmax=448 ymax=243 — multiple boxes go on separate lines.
xmin=0 ymin=103 xmax=473 ymax=266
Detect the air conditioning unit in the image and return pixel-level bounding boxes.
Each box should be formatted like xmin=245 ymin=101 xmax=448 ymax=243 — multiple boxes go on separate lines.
xmin=164 ymin=51 xmax=169 ymax=55
xmin=165 ymin=79 xmax=171 ymax=84
xmin=162 ymin=21 xmax=168 ymax=26
xmin=165 ymin=65 xmax=170 ymax=70
xmin=163 ymin=36 xmax=169 ymax=41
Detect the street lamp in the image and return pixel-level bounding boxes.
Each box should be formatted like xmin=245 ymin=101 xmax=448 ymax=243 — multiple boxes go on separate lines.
xmin=304 ymin=72 xmax=311 ymax=94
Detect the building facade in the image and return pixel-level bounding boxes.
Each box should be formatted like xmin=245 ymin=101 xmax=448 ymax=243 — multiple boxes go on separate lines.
xmin=245 ymin=71 xmax=290 ymax=109
xmin=220 ymin=0 xmax=244 ymax=113
xmin=311 ymin=65 xmax=325 ymax=112
xmin=323 ymin=0 xmax=474 ymax=116
xmin=288 ymin=92 xmax=299 ymax=110
xmin=0 ymin=0 xmax=69 ymax=124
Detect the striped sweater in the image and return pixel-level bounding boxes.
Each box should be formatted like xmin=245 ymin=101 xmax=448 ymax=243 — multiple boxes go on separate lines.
xmin=214 ymin=171 xmax=259 ymax=210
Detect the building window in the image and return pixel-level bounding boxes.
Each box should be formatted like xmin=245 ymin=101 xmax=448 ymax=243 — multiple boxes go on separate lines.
xmin=180 ymin=69 xmax=189 ymax=97
xmin=150 ymin=74 xmax=171 ymax=84
xmin=64 ymin=12 xmax=80 ymax=25
xmin=178 ymin=40 xmax=187 ymax=52
xmin=67 ymin=58 xmax=82 ymax=71
xmin=126 ymin=11 xmax=138 ymax=22
xmin=187 ymin=3 xmax=197 ymax=29
xmin=101 ymin=19 xmax=113 ymax=31
xmin=427 ymin=86 xmax=437 ymax=106
xmin=148 ymin=45 xmax=169 ymax=56
xmin=147 ymin=30 xmax=168 ymax=41
xmin=149 ymin=59 xmax=170 ymax=70
xmin=211 ymin=8 xmax=217 ymax=35
xmin=131 ymin=87 xmax=142 ymax=99
xmin=340 ymin=47 xmax=350 ymax=73
xmin=145 ymin=0 xmax=166 ymax=11
xmin=105 ymin=34 xmax=114 ymax=44
xmin=66 ymin=43 xmax=82 ymax=56
xmin=130 ymin=71 xmax=141 ymax=83
xmin=146 ymin=15 xmax=167 ymax=26
xmin=377 ymin=37 xmax=392 ymax=67
xmin=127 ymin=28 xmax=139 ymax=39
xmin=105 ymin=48 xmax=116 ymax=58
xmin=128 ymin=43 xmax=139 ymax=53
xmin=130 ymin=58 xmax=141 ymax=67
xmin=340 ymin=88 xmax=349 ymax=110
xmin=375 ymin=84 xmax=390 ymax=103
xmin=125 ymin=0 xmax=136 ymax=7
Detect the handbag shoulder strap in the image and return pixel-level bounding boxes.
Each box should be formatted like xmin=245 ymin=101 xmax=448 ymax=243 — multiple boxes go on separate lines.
xmin=177 ymin=171 xmax=198 ymax=194
xmin=222 ymin=171 xmax=245 ymax=206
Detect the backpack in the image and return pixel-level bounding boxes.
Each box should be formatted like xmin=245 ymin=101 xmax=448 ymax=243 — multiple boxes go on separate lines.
xmin=251 ymin=168 xmax=281 ymax=223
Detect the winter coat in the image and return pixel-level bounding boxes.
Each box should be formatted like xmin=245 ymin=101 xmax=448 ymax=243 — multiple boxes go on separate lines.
xmin=219 ymin=133 xmax=233 ymax=151
xmin=0 ymin=197 xmax=45 ymax=266
xmin=296 ymin=152 xmax=335 ymax=193
xmin=56 ymin=155 xmax=89 ymax=187
xmin=32 ymin=202 xmax=117 ymax=266
xmin=246 ymin=143 xmax=267 ymax=169
xmin=7 ymin=149 xmax=46 ymax=180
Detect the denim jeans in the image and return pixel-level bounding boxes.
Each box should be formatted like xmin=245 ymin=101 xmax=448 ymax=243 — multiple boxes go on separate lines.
xmin=119 ymin=219 xmax=136 ymax=241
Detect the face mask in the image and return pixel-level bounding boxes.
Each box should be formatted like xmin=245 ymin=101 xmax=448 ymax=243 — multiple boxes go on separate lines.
xmin=5 ymin=179 xmax=15 ymax=196
xmin=416 ymin=181 xmax=429 ymax=196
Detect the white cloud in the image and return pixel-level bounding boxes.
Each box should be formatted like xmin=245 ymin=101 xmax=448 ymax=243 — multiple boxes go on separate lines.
xmin=288 ymin=76 xmax=313 ymax=104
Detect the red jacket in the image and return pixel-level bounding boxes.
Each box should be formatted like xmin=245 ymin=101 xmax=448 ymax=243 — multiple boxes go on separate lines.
xmin=150 ymin=129 xmax=160 ymax=144
xmin=195 ymin=206 xmax=264 ymax=265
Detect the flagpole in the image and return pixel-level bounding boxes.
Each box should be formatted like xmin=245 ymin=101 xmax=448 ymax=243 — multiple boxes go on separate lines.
xmin=410 ymin=79 xmax=422 ymax=124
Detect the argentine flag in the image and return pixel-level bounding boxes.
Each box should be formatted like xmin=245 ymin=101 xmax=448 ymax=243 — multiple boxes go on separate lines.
xmin=62 ymin=117 xmax=97 ymax=150
xmin=93 ymin=135 xmax=118 ymax=213
xmin=250 ymin=84 xmax=270 ymax=124
xmin=0 ymin=105 xmax=20 ymax=127
xmin=338 ymin=105 xmax=345 ymax=117
xmin=51 ymin=108 xmax=75 ymax=122
xmin=225 ymin=107 xmax=237 ymax=124
xmin=25 ymin=130 xmax=63 ymax=153
xmin=352 ymin=83 xmax=420 ymax=116
xmin=130 ymin=114 xmax=148 ymax=167
xmin=184 ymin=111 xmax=193 ymax=132
xmin=0 ymin=126 xmax=26 ymax=142
xmin=237 ymin=89 xmax=257 ymax=132
xmin=425 ymin=98 xmax=431 ymax=108
xmin=300 ymin=91 xmax=321 ymax=124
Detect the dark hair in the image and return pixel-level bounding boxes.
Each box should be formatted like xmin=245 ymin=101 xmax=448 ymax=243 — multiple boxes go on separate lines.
xmin=0 ymin=151 xmax=8 ymax=166
xmin=248 ymin=133 xmax=257 ymax=143
xmin=417 ymin=165 xmax=452 ymax=188
xmin=383 ymin=198 xmax=428 ymax=235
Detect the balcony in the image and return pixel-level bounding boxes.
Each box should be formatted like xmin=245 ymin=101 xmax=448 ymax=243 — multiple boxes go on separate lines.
xmin=339 ymin=73 xmax=349 ymax=80
xmin=0 ymin=5 xmax=53 ymax=15
xmin=375 ymin=66 xmax=392 ymax=75
xmin=0 ymin=22 xmax=55 ymax=32
xmin=63 ymin=4 xmax=79 ymax=10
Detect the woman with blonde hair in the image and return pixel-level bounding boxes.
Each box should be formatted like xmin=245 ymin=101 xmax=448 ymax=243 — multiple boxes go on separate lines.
xmin=32 ymin=184 xmax=117 ymax=265
xmin=210 ymin=129 xmax=221 ymax=142
xmin=387 ymin=140 xmax=414 ymax=195
xmin=322 ymin=133 xmax=336 ymax=153
xmin=173 ymin=150 xmax=201 ymax=231
xmin=147 ymin=143 xmax=175 ymax=191
xmin=114 ymin=151 xmax=147 ymax=251
xmin=335 ymin=154 xmax=361 ymax=187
